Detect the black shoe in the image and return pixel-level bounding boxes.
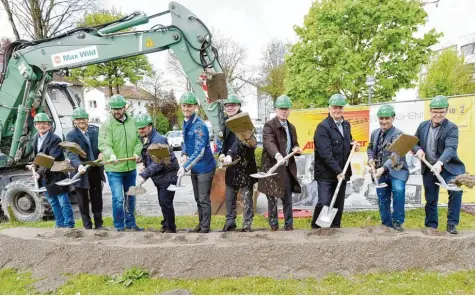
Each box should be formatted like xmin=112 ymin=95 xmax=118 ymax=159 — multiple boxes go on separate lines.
xmin=393 ymin=222 xmax=404 ymax=232
xmin=126 ymin=226 xmax=144 ymax=232
xmin=222 ymin=224 xmax=237 ymax=232
xmin=95 ymin=226 xmax=107 ymax=230
xmin=116 ymin=228 xmax=125 ymax=232
xmin=241 ymin=227 xmax=252 ymax=232
xmin=270 ymin=225 xmax=279 ymax=231
xmin=285 ymin=226 xmax=294 ymax=231
xmin=199 ymin=229 xmax=210 ymax=233
xmin=189 ymin=224 xmax=201 ymax=233
xmin=446 ymin=225 xmax=458 ymax=235
xmin=165 ymin=229 xmax=177 ymax=233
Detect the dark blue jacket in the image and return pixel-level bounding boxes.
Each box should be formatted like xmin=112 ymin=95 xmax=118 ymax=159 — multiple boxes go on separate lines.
xmin=139 ymin=128 xmax=179 ymax=187
xmin=412 ymin=119 xmax=465 ymax=175
xmin=182 ymin=113 xmax=216 ymax=174
xmin=368 ymin=126 xmax=409 ymax=182
xmin=220 ymin=111 xmax=257 ymax=187
xmin=66 ymin=125 xmax=105 ymax=189
xmin=32 ymin=132 xmax=69 ymax=196
xmin=314 ymin=114 xmax=353 ymax=182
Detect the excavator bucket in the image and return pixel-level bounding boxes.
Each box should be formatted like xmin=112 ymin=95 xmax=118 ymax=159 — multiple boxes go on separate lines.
xmin=205 ymin=72 xmax=228 ymax=102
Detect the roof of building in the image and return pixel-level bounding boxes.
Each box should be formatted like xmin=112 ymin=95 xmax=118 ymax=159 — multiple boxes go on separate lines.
xmin=51 ymin=73 xmax=83 ymax=86
xmin=97 ymin=85 xmax=154 ymax=100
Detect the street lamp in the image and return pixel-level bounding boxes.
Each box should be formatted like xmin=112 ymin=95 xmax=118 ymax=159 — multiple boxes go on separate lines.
xmin=365 ymin=76 xmax=376 ymax=105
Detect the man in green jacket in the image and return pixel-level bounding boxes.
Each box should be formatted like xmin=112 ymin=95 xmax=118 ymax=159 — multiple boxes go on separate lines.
xmin=99 ymin=95 xmax=143 ymax=231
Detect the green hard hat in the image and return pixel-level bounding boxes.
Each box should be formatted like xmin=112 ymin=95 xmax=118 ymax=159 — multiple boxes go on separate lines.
xmin=377 ymin=104 xmax=396 ymax=117
xmin=429 ymin=95 xmax=449 ymax=108
xmin=33 ymin=112 xmax=51 ymax=122
xmin=328 ymin=94 xmax=347 ymax=106
xmin=135 ymin=113 xmax=153 ymax=128
xmin=224 ymin=94 xmax=241 ymax=105
xmin=109 ymin=94 xmax=127 ymax=109
xmin=72 ymin=107 xmax=89 ymax=119
xmin=274 ymin=95 xmax=292 ymax=108
xmin=180 ymin=91 xmax=198 ymax=105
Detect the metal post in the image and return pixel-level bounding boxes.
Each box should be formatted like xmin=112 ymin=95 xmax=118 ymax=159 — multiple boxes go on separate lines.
xmin=368 ymin=86 xmax=372 ymax=105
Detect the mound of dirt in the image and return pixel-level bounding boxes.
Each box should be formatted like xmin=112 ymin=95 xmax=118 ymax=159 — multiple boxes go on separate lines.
xmin=0 ymin=227 xmax=474 ymax=291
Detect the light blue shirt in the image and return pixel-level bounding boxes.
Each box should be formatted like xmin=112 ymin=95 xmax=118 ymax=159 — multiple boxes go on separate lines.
xmin=37 ymin=132 xmax=49 ymax=151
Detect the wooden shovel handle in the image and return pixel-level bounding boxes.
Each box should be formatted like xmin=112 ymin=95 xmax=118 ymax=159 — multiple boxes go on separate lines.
xmin=268 ymin=149 xmax=299 ymax=175
xmin=329 ymin=143 xmax=356 ymax=210
xmin=102 ymin=156 xmax=137 ymax=165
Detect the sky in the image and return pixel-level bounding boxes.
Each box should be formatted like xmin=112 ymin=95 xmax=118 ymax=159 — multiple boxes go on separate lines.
xmin=1 ymin=0 xmax=475 ymax=118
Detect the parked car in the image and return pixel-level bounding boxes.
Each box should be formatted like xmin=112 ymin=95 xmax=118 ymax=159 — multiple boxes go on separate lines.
xmin=166 ymin=130 xmax=183 ymax=150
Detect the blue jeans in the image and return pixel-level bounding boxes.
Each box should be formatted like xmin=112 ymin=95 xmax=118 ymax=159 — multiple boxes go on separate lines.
xmin=106 ymin=170 xmax=138 ymax=230
xmin=44 ymin=189 xmax=75 ymax=228
xmin=377 ymin=174 xmax=406 ymax=227
xmin=422 ymin=169 xmax=462 ymax=228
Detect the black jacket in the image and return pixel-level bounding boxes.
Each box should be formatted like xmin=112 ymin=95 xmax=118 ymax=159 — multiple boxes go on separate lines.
xmin=66 ymin=125 xmax=105 ymax=189
xmin=314 ymin=114 xmax=353 ymax=182
xmin=139 ymin=128 xmax=179 ymax=187
xmin=32 ymin=132 xmax=69 ymax=196
xmin=220 ymin=112 xmax=257 ymax=187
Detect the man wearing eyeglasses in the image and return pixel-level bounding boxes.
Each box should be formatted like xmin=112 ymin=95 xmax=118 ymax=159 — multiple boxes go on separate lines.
xmin=66 ymin=107 xmax=105 ymax=230
xmin=412 ymin=95 xmax=465 ymax=235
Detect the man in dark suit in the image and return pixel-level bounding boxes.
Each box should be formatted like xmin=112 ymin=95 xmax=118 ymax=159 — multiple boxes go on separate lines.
xmin=258 ymin=95 xmax=301 ymax=231
xmin=311 ymin=94 xmax=360 ymax=228
xmin=368 ymin=105 xmax=409 ymax=231
xmin=412 ymin=95 xmax=465 ymax=234
xmin=218 ymin=94 xmax=258 ymax=232
xmin=32 ymin=113 xmax=75 ymax=228
xmin=66 ymin=107 xmax=105 ymax=230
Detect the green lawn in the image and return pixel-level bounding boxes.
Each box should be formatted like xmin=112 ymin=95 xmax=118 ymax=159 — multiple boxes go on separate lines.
xmin=0 ymin=268 xmax=473 ymax=295
xmin=0 ymin=208 xmax=474 ymax=231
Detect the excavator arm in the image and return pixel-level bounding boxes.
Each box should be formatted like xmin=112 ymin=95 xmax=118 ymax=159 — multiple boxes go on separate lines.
xmin=0 ymin=1 xmax=230 ymax=168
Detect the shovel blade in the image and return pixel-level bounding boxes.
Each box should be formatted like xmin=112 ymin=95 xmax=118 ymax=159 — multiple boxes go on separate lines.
xmin=374 ymin=183 xmax=388 ymax=189
xmin=127 ymin=186 xmax=147 ymax=196
xmin=250 ymin=172 xmax=277 ymax=179
xmin=55 ymin=178 xmax=81 ymax=186
xmin=31 ymin=187 xmax=47 ymax=193
xmin=167 ymin=184 xmax=186 ymax=192
xmin=435 ymin=182 xmax=463 ymax=192
xmin=315 ymin=206 xmax=338 ymax=228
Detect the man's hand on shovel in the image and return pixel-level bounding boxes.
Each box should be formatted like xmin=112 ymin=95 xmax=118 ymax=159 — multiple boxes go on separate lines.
xmin=431 ymin=161 xmax=443 ymax=174
xmin=78 ymin=165 xmax=87 ymax=174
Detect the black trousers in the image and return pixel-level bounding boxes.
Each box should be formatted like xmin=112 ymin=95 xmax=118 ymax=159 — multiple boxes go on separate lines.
xmin=311 ymin=179 xmax=347 ymax=228
xmin=76 ymin=168 xmax=103 ymax=229
xmin=191 ymin=169 xmax=215 ymax=231
xmin=158 ymin=182 xmax=176 ymax=231
xmin=225 ymin=184 xmax=254 ymax=229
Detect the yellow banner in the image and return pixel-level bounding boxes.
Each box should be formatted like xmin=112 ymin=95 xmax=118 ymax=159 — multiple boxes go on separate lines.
xmin=424 ymin=95 xmax=474 ymax=203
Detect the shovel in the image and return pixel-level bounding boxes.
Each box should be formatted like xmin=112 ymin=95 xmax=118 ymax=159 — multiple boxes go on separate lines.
xmin=371 ymin=170 xmax=388 ymax=189
xmin=28 ymin=165 xmax=47 ymax=193
xmin=127 ymin=182 xmax=147 ymax=196
xmin=419 ymin=157 xmax=462 ymax=192
xmin=316 ymin=143 xmax=356 ymax=228
xmin=167 ymin=176 xmax=187 ymax=191
xmin=55 ymin=165 xmax=91 ymax=186
xmin=217 ymin=157 xmax=241 ymax=169
xmin=250 ymin=150 xmax=299 ymax=179
xmin=82 ymin=156 xmax=137 ymax=167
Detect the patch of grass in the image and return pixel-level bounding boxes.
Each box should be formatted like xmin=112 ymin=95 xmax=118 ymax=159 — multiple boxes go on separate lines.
xmin=0 ymin=269 xmax=37 ymax=294
xmin=54 ymin=269 xmax=474 ymax=295
xmin=0 ymin=208 xmax=473 ymax=231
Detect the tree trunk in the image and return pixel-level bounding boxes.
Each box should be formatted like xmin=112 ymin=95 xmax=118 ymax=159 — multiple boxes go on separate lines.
xmin=0 ymin=0 xmax=21 ymax=39
xmin=108 ymin=85 xmax=113 ymax=96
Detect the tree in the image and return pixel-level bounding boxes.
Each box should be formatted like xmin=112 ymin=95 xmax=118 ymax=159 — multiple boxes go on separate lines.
xmin=166 ymin=29 xmax=253 ymax=96
xmin=419 ymin=49 xmax=475 ymax=98
xmin=0 ymin=37 xmax=12 ymax=60
xmin=285 ymin=0 xmax=441 ymax=107
xmin=258 ymin=39 xmax=290 ymax=100
xmin=70 ymin=10 xmax=153 ymax=96
xmin=0 ymin=0 xmax=98 ymax=40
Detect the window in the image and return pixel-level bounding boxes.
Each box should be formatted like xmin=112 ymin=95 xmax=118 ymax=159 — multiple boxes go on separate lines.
xmin=89 ymin=100 xmax=97 ymax=109
xmin=461 ymin=43 xmax=475 ymax=56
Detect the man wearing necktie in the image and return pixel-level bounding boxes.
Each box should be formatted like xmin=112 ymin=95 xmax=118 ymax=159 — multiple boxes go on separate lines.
xmin=258 ymin=95 xmax=302 ymax=231
xmin=66 ymin=107 xmax=106 ymax=230
xmin=411 ymin=95 xmax=465 ymax=235
xmin=311 ymin=94 xmax=360 ymax=228
xmin=368 ymin=105 xmax=408 ymax=232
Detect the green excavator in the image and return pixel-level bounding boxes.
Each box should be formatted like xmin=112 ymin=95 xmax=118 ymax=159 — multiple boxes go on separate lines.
xmin=0 ymin=2 xmax=232 ymax=222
